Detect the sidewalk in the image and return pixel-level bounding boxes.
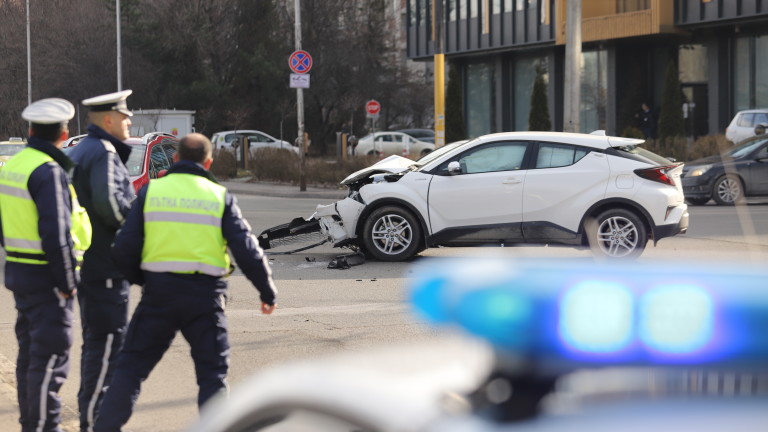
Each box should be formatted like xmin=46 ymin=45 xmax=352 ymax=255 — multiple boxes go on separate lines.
xmin=221 ymin=178 xmax=347 ymax=200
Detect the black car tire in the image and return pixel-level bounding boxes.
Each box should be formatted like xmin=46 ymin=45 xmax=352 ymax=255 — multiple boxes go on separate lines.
xmin=686 ymin=197 xmax=710 ymax=206
xmin=712 ymin=175 xmax=744 ymax=206
xmin=367 ymin=150 xmax=381 ymax=157
xmin=362 ymin=206 xmax=422 ymax=262
xmin=586 ymin=208 xmax=647 ymax=259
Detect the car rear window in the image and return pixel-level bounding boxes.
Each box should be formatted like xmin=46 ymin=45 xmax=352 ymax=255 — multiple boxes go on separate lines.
xmin=738 ymin=113 xmax=755 ymax=127
xmin=606 ymin=144 xmax=672 ymax=166
xmin=0 ymin=144 xmax=25 ymax=156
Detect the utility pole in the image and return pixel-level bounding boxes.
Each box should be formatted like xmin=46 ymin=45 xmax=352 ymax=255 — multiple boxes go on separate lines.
xmin=433 ymin=0 xmax=445 ymax=148
xmin=294 ymin=0 xmax=306 ymax=191
xmin=26 ymin=0 xmax=31 ymax=105
xmin=116 ymin=0 xmax=122 ymax=91
xmin=563 ymin=0 xmax=581 ymax=132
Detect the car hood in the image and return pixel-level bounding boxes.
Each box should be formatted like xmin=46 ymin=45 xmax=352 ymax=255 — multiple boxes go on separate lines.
xmin=341 ymin=155 xmax=415 ymax=185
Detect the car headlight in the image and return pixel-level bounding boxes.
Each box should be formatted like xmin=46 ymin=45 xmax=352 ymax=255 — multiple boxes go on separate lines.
xmin=688 ymin=164 xmax=712 ymax=177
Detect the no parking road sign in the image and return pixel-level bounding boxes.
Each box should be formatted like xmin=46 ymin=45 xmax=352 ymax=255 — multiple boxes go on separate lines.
xmin=288 ymin=50 xmax=313 ymax=74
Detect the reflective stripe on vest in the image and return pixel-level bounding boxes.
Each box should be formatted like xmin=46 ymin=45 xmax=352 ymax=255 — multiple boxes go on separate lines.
xmin=141 ymin=173 xmax=230 ymax=276
xmin=0 ymin=148 xmax=91 ymax=266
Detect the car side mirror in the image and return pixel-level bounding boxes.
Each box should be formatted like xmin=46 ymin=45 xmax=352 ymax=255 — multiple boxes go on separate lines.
xmin=448 ymin=161 xmax=462 ymax=175
xmin=755 ymin=124 xmax=767 ymax=136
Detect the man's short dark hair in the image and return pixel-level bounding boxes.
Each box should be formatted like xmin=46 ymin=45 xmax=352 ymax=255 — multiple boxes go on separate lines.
xmin=31 ymin=122 xmax=67 ymax=142
xmin=178 ymin=133 xmax=212 ymax=164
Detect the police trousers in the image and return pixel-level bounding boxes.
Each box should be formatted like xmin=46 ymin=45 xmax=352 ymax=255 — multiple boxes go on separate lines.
xmin=76 ymin=278 xmax=129 ymax=432
xmin=93 ymin=290 xmax=229 ymax=432
xmin=14 ymin=292 xmax=74 ymax=432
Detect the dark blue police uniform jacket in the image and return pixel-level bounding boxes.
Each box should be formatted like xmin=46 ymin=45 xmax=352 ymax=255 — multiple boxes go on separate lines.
xmin=112 ymin=160 xmax=277 ymax=303
xmin=67 ymin=124 xmax=134 ymax=282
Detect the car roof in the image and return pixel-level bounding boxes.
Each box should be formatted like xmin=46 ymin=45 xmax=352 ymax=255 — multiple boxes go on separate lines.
xmin=735 ymin=108 xmax=768 ymax=114
xmin=473 ymin=131 xmax=643 ymax=150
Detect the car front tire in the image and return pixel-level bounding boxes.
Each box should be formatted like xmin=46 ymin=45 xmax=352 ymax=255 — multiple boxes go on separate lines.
xmin=587 ymin=208 xmax=647 ymax=259
xmin=712 ymin=175 xmax=744 ymax=206
xmin=362 ymin=206 xmax=422 ymax=262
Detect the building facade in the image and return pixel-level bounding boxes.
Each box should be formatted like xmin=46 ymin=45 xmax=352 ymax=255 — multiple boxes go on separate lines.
xmin=406 ymin=0 xmax=768 ymax=139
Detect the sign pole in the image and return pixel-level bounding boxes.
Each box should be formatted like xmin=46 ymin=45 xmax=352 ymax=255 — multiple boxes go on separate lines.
xmin=294 ymin=0 xmax=306 ymax=191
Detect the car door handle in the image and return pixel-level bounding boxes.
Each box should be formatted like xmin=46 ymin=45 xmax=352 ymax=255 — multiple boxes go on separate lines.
xmin=502 ymin=178 xmax=522 ymax=185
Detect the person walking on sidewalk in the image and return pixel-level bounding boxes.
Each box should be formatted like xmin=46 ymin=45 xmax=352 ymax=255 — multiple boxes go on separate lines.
xmin=67 ymin=90 xmax=135 ymax=432
xmin=0 ymin=98 xmax=91 ymax=432
xmin=93 ymin=133 xmax=277 ymax=432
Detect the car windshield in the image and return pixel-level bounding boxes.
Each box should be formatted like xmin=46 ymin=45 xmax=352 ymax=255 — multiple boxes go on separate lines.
xmin=126 ymin=144 xmax=147 ymax=176
xmin=0 ymin=144 xmax=25 ymax=156
xmin=728 ymin=136 xmax=768 ymax=158
xmin=415 ymin=140 xmax=472 ymax=166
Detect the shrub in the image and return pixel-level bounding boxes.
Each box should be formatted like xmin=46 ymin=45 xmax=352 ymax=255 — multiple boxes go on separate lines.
xmin=528 ymin=65 xmax=551 ymax=131
xmin=248 ymin=148 xmax=380 ymax=186
xmin=446 ymin=62 xmax=467 ymax=143
xmin=643 ymin=134 xmax=730 ymax=162
xmin=658 ymin=61 xmax=685 ymax=140
xmin=210 ymin=149 xmax=237 ymax=179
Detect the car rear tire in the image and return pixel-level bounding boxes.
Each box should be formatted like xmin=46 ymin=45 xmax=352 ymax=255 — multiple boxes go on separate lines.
xmin=362 ymin=206 xmax=422 ymax=262
xmin=686 ymin=197 xmax=710 ymax=206
xmin=586 ymin=208 xmax=647 ymax=259
xmin=712 ymin=175 xmax=744 ymax=206
xmin=367 ymin=150 xmax=381 ymax=157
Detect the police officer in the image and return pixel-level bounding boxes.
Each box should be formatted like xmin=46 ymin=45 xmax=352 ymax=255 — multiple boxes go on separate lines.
xmin=93 ymin=133 xmax=277 ymax=432
xmin=67 ymin=90 xmax=135 ymax=432
xmin=0 ymin=98 xmax=91 ymax=432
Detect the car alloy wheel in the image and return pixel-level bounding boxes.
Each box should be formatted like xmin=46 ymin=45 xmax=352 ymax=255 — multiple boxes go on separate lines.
xmin=713 ymin=175 xmax=743 ymax=206
xmin=362 ymin=206 xmax=422 ymax=261
xmin=588 ymin=208 xmax=647 ymax=259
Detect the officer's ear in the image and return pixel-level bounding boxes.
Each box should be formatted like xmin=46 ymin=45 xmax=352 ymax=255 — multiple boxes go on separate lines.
xmin=203 ymin=157 xmax=213 ymax=170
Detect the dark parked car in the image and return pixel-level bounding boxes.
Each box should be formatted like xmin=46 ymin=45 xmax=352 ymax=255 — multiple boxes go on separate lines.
xmin=682 ymin=135 xmax=768 ymax=205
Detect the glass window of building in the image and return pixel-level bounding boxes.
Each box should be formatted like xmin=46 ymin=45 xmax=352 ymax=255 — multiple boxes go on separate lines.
xmin=581 ymin=49 xmax=608 ymax=133
xmin=409 ymin=0 xmax=417 ymax=25
xmin=466 ymin=62 xmax=495 ymax=138
xmin=617 ymin=0 xmax=649 ymax=13
xmin=678 ymin=45 xmax=708 ymax=84
xmin=514 ymin=57 xmax=547 ymax=131
xmin=757 ymin=35 xmax=768 ymax=108
xmin=449 ymin=0 xmax=457 ymax=21
xmin=734 ymin=35 xmax=768 ymax=111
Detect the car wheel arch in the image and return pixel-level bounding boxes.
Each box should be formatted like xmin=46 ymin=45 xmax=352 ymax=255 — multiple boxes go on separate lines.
xmin=578 ymin=198 xmax=654 ymax=245
xmin=354 ymin=198 xmax=429 ymax=246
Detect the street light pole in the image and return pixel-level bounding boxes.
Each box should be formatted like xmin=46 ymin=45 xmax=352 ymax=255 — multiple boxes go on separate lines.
xmin=116 ymin=0 xmax=123 ymax=91
xmin=433 ymin=0 xmax=445 ymax=149
xmin=294 ymin=0 xmax=306 ymax=191
xmin=26 ymin=0 xmax=31 ymax=105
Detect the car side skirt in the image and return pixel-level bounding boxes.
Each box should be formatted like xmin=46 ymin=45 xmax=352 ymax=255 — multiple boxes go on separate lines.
xmin=427 ymin=222 xmax=581 ymax=247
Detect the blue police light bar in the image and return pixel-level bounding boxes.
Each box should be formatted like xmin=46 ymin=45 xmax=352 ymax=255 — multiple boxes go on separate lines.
xmin=409 ymin=258 xmax=768 ymax=374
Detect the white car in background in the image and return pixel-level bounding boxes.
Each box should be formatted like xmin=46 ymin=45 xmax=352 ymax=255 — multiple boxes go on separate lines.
xmin=314 ymin=131 xmax=689 ymax=260
xmin=725 ymin=109 xmax=768 ymax=144
xmin=352 ymin=131 xmax=434 ymax=157
xmin=211 ymin=129 xmax=298 ymax=155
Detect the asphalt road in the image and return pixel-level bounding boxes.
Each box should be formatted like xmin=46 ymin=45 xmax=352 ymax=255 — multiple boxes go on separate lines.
xmin=2 ymin=193 xmax=768 ymax=431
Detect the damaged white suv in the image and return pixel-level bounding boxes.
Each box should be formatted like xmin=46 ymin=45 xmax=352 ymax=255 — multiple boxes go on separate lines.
xmin=310 ymin=131 xmax=689 ymax=261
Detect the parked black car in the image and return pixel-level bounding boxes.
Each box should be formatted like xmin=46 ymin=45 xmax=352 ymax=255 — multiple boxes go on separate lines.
xmin=682 ymin=135 xmax=768 ymax=205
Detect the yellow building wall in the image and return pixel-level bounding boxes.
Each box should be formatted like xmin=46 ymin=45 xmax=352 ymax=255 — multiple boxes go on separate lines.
xmin=556 ymin=0 xmax=679 ymax=45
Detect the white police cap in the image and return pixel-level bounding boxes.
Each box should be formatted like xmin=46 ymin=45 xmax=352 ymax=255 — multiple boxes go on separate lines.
xmin=21 ymin=98 xmax=76 ymax=124
xmin=82 ymin=89 xmax=133 ymax=117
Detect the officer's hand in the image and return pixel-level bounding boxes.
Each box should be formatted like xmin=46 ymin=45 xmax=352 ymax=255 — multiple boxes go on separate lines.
xmin=261 ymin=302 xmax=276 ymax=315
xmin=54 ymin=287 xmax=75 ymax=300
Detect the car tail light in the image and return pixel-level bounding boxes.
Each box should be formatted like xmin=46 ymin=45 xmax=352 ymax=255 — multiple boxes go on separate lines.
xmin=634 ymin=165 xmax=679 ymax=186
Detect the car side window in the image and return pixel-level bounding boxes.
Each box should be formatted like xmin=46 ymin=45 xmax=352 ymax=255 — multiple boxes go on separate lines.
xmin=755 ymin=113 xmax=768 ymax=125
xmin=149 ymin=145 xmax=170 ymax=179
xmin=437 ymin=141 xmax=528 ymax=174
xmin=738 ymin=113 xmax=755 ymax=127
xmin=535 ymin=143 xmax=589 ymax=168
xmin=160 ymin=142 xmax=177 ymax=164
xmin=375 ymin=134 xmax=391 ymax=142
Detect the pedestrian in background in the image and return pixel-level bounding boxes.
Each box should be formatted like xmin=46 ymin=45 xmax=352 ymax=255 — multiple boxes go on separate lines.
xmin=67 ymin=90 xmax=135 ymax=432
xmin=0 ymin=98 xmax=91 ymax=432
xmin=93 ymin=133 xmax=277 ymax=432
xmin=636 ymin=102 xmax=657 ymax=140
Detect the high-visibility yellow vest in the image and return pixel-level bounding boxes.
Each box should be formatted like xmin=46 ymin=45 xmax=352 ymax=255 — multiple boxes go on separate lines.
xmin=0 ymin=147 xmax=92 ymax=266
xmin=141 ymin=173 xmax=230 ymax=276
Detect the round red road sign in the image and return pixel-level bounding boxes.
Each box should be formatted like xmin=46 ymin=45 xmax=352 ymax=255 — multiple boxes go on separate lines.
xmin=365 ymin=100 xmax=381 ymax=115
xmin=288 ymin=50 xmax=313 ymax=74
